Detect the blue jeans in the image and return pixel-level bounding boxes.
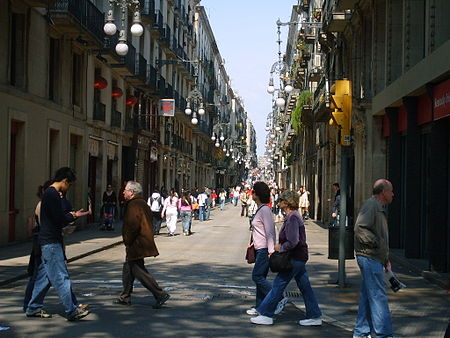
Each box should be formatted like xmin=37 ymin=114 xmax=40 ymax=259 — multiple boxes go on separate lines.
xmin=205 ymin=206 xmax=210 ymax=220
xmin=252 ymin=248 xmax=272 ymax=308
xmin=233 ymin=197 xmax=238 ymax=206
xmin=26 ymin=243 xmax=77 ymax=317
xmin=354 ymin=256 xmax=393 ymax=338
xmin=180 ymin=211 xmax=192 ymax=232
xmin=257 ymin=258 xmax=321 ymax=319
xmin=220 ymin=200 xmax=225 ymax=210
xmin=199 ymin=206 xmax=206 ymax=221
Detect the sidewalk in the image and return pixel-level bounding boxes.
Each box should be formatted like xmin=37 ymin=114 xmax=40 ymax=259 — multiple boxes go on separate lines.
xmin=0 ymin=221 xmax=125 ymax=287
xmin=295 ymin=220 xmax=450 ymax=337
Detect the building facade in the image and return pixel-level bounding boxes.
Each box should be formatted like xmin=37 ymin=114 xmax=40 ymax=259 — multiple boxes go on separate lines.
xmin=270 ymin=0 xmax=450 ymax=271
xmin=0 ymin=0 xmax=256 ymax=245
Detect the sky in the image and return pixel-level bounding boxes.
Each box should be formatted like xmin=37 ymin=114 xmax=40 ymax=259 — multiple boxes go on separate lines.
xmin=199 ymin=0 xmax=297 ymax=156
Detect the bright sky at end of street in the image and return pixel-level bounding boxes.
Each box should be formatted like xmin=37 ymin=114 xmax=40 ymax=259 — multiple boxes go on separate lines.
xmin=199 ymin=0 xmax=297 ymax=157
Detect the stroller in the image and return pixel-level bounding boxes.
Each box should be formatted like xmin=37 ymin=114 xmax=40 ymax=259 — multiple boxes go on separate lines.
xmin=100 ymin=204 xmax=115 ymax=231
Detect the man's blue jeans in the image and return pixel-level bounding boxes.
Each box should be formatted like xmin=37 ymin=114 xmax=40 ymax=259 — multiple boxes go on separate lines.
xmin=354 ymin=255 xmax=393 ymax=338
xmin=256 ymin=258 xmax=321 ymax=319
xmin=199 ymin=206 xmax=206 ymax=221
xmin=252 ymin=248 xmax=272 ymax=308
xmin=180 ymin=211 xmax=192 ymax=232
xmin=220 ymin=200 xmax=225 ymax=210
xmin=26 ymin=243 xmax=77 ymax=317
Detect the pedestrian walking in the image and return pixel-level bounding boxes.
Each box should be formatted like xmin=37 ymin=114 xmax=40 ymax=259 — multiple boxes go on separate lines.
xmin=148 ymin=188 xmax=164 ymax=235
xmin=114 ymin=181 xmax=170 ymax=308
xmin=197 ymin=189 xmax=208 ymax=221
xmin=178 ymin=191 xmax=193 ymax=236
xmin=25 ymin=167 xmax=90 ymax=321
xmin=353 ymin=179 xmax=394 ymax=338
xmin=211 ymin=190 xmax=217 ymax=208
xmin=161 ymin=189 xmax=178 ymax=236
xmin=330 ymin=182 xmax=341 ymax=226
xmin=298 ymin=186 xmax=310 ymax=220
xmin=250 ymin=190 xmax=322 ymax=326
xmin=100 ymin=184 xmax=117 ymax=231
xmin=245 ymin=182 xmax=277 ymax=316
xmin=240 ymin=188 xmax=249 ymax=217
xmin=247 ymin=192 xmax=257 ymax=231
xmin=219 ymin=189 xmax=226 ymax=210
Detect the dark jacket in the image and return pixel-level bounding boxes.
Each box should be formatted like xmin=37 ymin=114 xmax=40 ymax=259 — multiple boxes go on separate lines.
xmin=354 ymin=197 xmax=389 ymax=264
xmin=279 ymin=210 xmax=308 ymax=262
xmin=122 ymin=196 xmax=159 ymax=261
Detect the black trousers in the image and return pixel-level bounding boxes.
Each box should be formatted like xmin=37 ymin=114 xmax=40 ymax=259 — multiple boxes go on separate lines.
xmin=119 ymin=259 xmax=165 ymax=302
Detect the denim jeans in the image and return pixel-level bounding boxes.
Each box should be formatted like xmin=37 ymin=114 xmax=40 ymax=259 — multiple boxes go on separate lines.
xmin=252 ymin=248 xmax=272 ymax=308
xmin=152 ymin=212 xmax=162 ymax=234
xmin=354 ymin=256 xmax=393 ymax=338
xmin=256 ymin=258 xmax=321 ymax=319
xmin=205 ymin=206 xmax=210 ymax=220
xmin=199 ymin=206 xmax=206 ymax=221
xmin=220 ymin=200 xmax=225 ymax=210
xmin=180 ymin=211 xmax=192 ymax=232
xmin=26 ymin=243 xmax=77 ymax=317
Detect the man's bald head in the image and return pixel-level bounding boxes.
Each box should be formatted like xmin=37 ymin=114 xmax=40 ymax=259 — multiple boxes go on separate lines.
xmin=372 ymin=179 xmax=394 ymax=205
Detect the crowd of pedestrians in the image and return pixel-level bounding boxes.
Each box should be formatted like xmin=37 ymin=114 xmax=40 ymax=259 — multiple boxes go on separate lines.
xmin=23 ymin=166 xmax=396 ymax=337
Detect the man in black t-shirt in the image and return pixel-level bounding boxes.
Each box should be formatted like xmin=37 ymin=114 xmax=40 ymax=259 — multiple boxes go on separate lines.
xmin=26 ymin=167 xmax=90 ymax=321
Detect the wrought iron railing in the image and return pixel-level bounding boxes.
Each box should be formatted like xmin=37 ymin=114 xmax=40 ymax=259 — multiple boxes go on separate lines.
xmin=51 ymin=0 xmax=104 ymax=43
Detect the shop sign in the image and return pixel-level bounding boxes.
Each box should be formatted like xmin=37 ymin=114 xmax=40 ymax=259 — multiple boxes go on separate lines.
xmin=159 ymin=99 xmax=175 ymax=117
xmin=88 ymin=139 xmax=99 ymax=157
xmin=106 ymin=143 xmax=116 ymax=160
xmin=433 ymin=78 xmax=450 ymax=120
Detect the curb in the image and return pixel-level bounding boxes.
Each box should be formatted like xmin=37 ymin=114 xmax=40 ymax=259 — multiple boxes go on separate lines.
xmin=0 ymin=240 xmax=124 ymax=287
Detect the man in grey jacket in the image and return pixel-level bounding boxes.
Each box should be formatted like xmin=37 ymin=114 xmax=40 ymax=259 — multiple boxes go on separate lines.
xmin=353 ymin=179 xmax=394 ymax=338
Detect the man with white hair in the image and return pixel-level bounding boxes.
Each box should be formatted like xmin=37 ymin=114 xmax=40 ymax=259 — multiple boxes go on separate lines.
xmin=114 ymin=181 xmax=170 ymax=309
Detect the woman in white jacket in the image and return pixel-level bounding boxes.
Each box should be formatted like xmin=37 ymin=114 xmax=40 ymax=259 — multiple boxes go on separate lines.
xmin=161 ymin=189 xmax=178 ymax=236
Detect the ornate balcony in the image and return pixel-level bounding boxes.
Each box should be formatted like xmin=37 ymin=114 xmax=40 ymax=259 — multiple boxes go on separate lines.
xmin=50 ymin=0 xmax=104 ymax=48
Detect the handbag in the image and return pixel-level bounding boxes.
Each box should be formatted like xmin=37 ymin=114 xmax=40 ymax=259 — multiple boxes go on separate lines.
xmin=269 ymin=251 xmax=292 ymax=273
xmin=245 ymin=243 xmax=256 ymax=264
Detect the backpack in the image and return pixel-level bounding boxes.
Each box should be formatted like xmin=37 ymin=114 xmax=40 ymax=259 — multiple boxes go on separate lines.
xmin=150 ymin=195 xmax=162 ymax=212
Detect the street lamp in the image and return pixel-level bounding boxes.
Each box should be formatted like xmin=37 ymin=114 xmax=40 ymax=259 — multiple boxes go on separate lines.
xmin=103 ymin=0 xmax=143 ymax=56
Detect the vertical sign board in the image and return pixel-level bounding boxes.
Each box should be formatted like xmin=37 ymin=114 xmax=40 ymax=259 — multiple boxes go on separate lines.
xmin=433 ymin=78 xmax=450 ymax=120
xmin=159 ymin=99 xmax=175 ymax=117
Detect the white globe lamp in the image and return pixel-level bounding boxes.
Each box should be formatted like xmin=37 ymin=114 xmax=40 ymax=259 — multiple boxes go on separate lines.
xmin=185 ymin=108 xmax=192 ymax=115
xmin=115 ymin=42 xmax=128 ymax=56
xmin=275 ymin=97 xmax=285 ymax=108
xmin=104 ymin=22 xmax=117 ymax=36
xmin=284 ymin=84 xmax=293 ymax=93
xmin=191 ymin=117 xmax=198 ymax=125
xmin=130 ymin=23 xmax=144 ymax=37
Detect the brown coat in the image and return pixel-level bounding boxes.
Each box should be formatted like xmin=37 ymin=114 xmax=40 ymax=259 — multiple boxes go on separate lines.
xmin=122 ymin=196 xmax=159 ymax=261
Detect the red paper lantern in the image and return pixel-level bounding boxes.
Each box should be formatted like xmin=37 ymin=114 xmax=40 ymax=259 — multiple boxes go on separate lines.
xmin=94 ymin=76 xmax=107 ymax=89
xmin=126 ymin=95 xmax=138 ymax=106
xmin=111 ymin=87 xmax=123 ymax=99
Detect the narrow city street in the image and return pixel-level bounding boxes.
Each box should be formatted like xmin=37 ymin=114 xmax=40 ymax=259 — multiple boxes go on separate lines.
xmin=0 ymin=206 xmax=345 ymax=337
xmin=1 ymin=206 xmax=450 ymax=337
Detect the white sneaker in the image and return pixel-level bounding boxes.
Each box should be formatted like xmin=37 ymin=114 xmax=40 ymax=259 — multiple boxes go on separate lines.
xmin=246 ymin=308 xmax=258 ymax=316
xmin=274 ymin=297 xmax=289 ymax=315
xmin=299 ymin=317 xmax=322 ymax=326
xmin=250 ymin=315 xmax=273 ymax=325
